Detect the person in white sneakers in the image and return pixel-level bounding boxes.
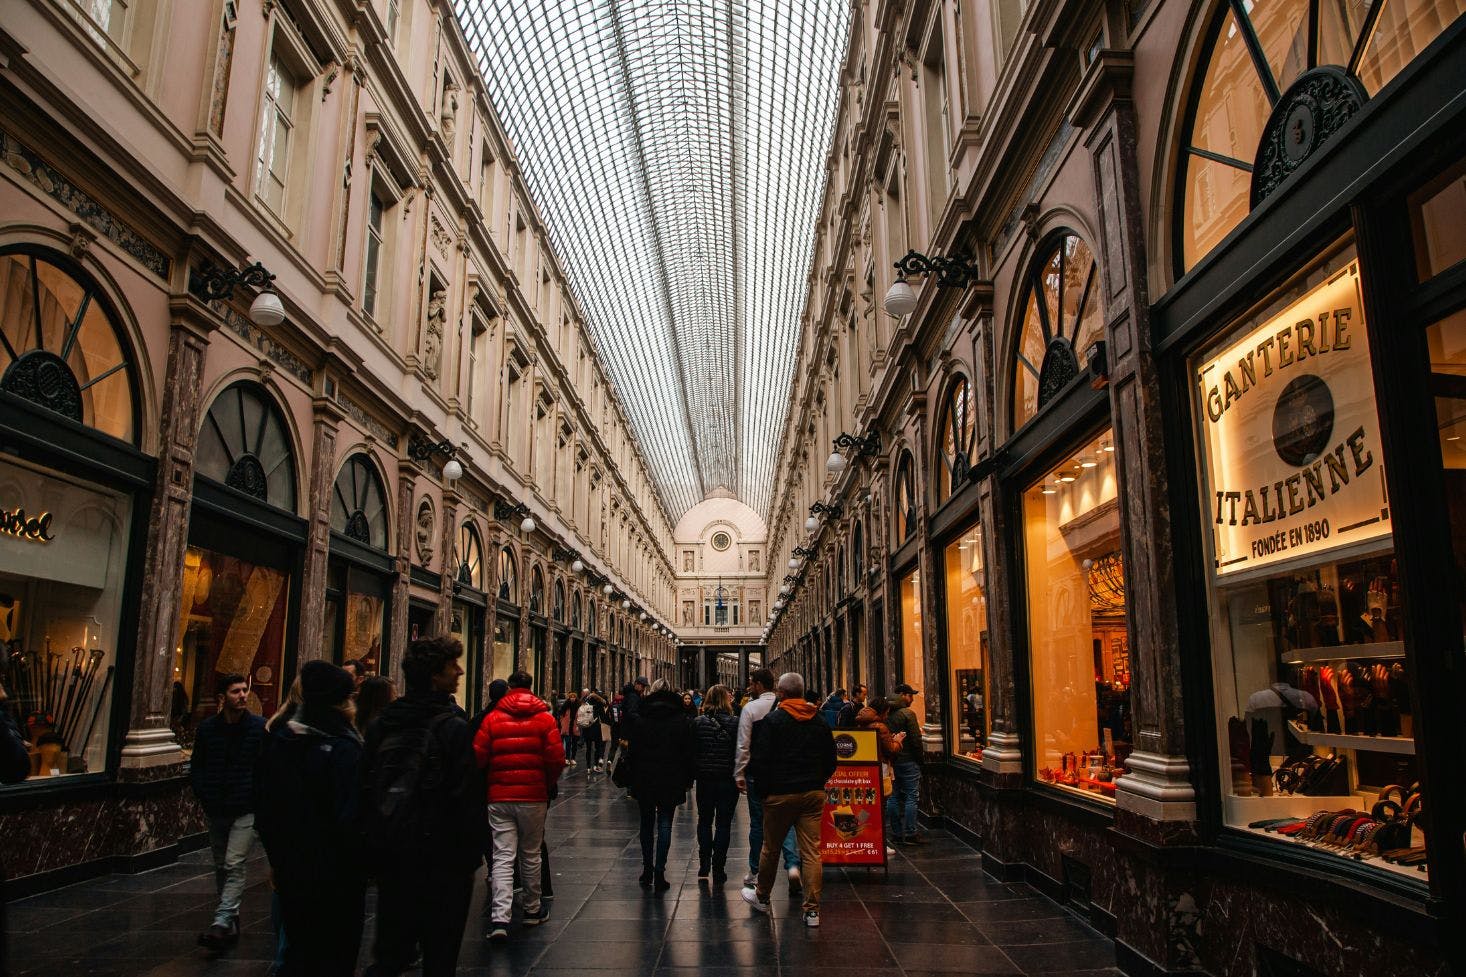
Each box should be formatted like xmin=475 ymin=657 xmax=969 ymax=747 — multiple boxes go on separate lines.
xmin=740 ymin=673 xmax=836 ymax=928
xmin=734 ymin=668 xmax=802 ymax=895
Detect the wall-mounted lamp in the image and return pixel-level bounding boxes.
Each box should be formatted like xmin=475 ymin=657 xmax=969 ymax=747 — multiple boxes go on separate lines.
xmin=792 ymin=546 xmax=814 ymax=558
xmin=882 ymin=249 xmax=980 ymax=316
xmin=190 ymin=260 xmax=285 ymax=326
xmin=495 ymin=499 xmax=535 ymax=534
xmin=1086 ymin=340 xmax=1109 ymax=389
xmin=827 ymin=430 xmax=880 ymax=474
xmin=408 ymin=434 xmax=463 ymax=481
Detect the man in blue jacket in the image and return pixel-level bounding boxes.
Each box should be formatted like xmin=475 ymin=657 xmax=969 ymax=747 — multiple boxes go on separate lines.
xmin=189 ymin=673 xmax=266 ymax=951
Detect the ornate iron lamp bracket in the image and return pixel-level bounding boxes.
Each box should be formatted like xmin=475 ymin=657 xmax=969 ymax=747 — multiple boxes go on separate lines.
xmin=189 ymin=260 xmax=276 ymax=302
xmin=893 ymin=249 xmax=979 ymax=289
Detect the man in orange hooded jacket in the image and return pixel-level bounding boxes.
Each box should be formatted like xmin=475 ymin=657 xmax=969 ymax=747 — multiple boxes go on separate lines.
xmin=472 ymin=670 xmax=564 ymax=942
xmin=741 ymin=672 xmax=836 ymax=928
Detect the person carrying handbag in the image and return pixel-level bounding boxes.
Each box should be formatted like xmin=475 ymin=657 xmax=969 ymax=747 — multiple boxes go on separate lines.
xmin=691 ymin=685 xmax=740 ymax=883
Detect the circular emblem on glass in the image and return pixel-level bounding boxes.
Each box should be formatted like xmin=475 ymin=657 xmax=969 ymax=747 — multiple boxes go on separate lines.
xmin=710 ymin=531 xmax=731 ymax=552
xmin=833 ymin=733 xmax=858 ymax=759
xmin=1272 ymin=373 xmax=1335 ymax=466
xmin=255 ymin=665 xmax=273 ymax=684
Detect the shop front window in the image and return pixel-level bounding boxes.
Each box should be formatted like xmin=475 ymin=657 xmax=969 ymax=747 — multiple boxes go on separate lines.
xmin=331 ymin=454 xmax=389 ymax=549
xmin=938 ymin=375 xmax=974 ymax=502
xmin=493 ymin=616 xmax=518 ymax=681
xmin=944 ymin=525 xmax=989 ymax=765
xmin=195 ymin=382 xmax=297 ymax=507
xmin=0 ymin=249 xmax=139 ymax=444
xmin=895 ymin=451 xmax=917 ymax=544
xmin=1023 ymin=427 xmax=1131 ymax=803
xmin=0 ymin=456 xmax=129 ymax=781
xmin=176 ymin=546 xmax=289 ymax=743
xmin=497 ymin=546 xmax=518 ymax=602
xmin=326 ymin=561 xmax=386 ymax=675
xmin=1177 ymin=0 xmax=1466 ymax=272
xmin=899 ymin=569 xmax=925 ymax=727
xmin=1012 ymin=233 xmax=1104 ymax=431
xmin=1194 ymin=247 xmax=1425 ymax=878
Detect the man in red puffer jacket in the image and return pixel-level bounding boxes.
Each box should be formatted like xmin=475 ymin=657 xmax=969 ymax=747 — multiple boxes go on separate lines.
xmin=472 ymin=670 xmax=564 ymax=943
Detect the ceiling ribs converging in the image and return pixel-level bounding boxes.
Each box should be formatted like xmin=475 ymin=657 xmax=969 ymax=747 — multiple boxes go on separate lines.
xmin=455 ymin=0 xmax=849 ymax=519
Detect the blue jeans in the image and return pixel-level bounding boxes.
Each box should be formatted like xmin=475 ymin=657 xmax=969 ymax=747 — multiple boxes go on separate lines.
xmin=745 ymin=780 xmax=799 ymax=874
xmin=638 ymin=800 xmax=676 ymax=871
xmin=887 ymin=759 xmax=921 ymax=839
xmin=695 ymin=779 xmax=738 ymax=868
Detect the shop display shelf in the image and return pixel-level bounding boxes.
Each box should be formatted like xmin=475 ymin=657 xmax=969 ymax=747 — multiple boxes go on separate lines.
xmin=1237 ymin=824 xmax=1429 ymax=882
xmin=1287 ymin=723 xmax=1415 ymax=755
xmin=1281 ymin=640 xmax=1404 ymax=665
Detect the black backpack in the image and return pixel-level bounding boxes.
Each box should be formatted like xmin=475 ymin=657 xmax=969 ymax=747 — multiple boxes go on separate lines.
xmin=361 ymin=711 xmax=456 ymax=860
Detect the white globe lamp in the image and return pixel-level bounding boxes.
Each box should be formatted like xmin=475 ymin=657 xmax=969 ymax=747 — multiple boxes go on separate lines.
xmin=883 ymin=278 xmax=917 ymax=317
xmin=249 ymin=289 xmax=286 ymax=327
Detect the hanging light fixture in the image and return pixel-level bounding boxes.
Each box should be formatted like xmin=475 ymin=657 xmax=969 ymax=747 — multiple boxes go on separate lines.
xmin=603 ymin=583 xmax=613 ymax=595
xmin=883 ymin=277 xmax=917 ymax=317
xmin=805 ymin=515 xmax=818 ymax=531
xmin=825 ymin=450 xmax=847 ymax=475
xmin=520 ymin=516 xmax=536 ymax=533
xmin=572 ymin=559 xmax=584 ymax=573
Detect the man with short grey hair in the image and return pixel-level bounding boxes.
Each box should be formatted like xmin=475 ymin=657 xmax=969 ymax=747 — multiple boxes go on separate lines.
xmin=741 ymin=672 xmax=836 ymax=928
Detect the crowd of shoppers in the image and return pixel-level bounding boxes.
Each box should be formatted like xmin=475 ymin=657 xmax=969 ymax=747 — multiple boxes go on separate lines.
xmin=127 ymin=640 xmax=933 ymax=975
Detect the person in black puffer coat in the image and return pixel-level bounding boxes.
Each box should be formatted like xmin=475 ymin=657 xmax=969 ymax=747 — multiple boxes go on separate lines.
xmin=692 ymin=684 xmax=740 ymax=883
xmin=627 ymin=680 xmax=694 ymax=891
xmin=255 ymin=662 xmax=365 ymax=977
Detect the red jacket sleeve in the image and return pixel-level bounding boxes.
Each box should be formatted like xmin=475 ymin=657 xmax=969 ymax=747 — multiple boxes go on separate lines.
xmin=541 ymin=713 xmax=566 ymax=785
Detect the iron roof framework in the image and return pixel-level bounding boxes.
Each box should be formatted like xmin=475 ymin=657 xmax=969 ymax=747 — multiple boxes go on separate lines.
xmin=455 ymin=0 xmax=849 ymax=518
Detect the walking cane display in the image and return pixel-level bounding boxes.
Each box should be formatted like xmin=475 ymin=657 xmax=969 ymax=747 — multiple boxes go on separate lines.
xmin=78 ymin=666 xmax=115 ymax=765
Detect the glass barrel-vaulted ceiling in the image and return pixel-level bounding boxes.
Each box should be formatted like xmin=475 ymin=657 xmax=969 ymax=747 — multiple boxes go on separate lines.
xmin=454 ymin=0 xmax=849 ymax=518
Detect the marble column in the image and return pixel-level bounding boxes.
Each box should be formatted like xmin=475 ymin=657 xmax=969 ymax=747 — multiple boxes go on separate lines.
xmin=437 ymin=488 xmax=459 ymax=636
xmin=295 ymin=396 xmax=344 ymax=664
xmin=390 ymin=459 xmax=422 ymax=665
xmin=121 ymin=295 xmax=216 ymax=772
xmin=1075 ymin=53 xmax=1196 ymax=825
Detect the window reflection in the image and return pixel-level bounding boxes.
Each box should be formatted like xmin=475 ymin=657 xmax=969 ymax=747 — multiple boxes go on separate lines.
xmin=944 ymin=526 xmax=988 ymax=764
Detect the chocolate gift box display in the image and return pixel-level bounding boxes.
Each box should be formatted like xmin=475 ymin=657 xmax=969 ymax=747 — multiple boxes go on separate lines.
xmin=1 ymin=640 xmax=114 ymax=778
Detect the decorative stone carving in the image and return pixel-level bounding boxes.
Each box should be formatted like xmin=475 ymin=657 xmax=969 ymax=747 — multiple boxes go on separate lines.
xmin=423 ymin=288 xmax=446 ymax=380
xmin=1251 ymin=66 xmax=1366 ymax=207
xmin=416 ymin=497 xmax=435 ymax=567
xmin=430 ymin=217 xmax=453 ymax=260
xmin=1036 ymin=337 xmax=1079 ymax=409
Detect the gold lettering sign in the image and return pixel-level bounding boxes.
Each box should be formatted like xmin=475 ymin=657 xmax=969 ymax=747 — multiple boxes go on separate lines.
xmin=0 ymin=506 xmax=55 ymax=543
xmin=1196 ymin=258 xmax=1390 ymax=577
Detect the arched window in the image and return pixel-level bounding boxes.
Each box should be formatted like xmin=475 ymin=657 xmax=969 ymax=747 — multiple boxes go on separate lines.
xmin=552 ymin=580 xmax=565 ymax=622
xmin=1176 ymin=0 xmax=1465 ymax=271
xmin=937 ymin=374 xmax=974 ymax=501
xmin=588 ymin=599 xmax=597 ymax=636
xmin=1012 ymin=232 xmax=1103 ymax=431
xmin=836 ymin=544 xmax=847 ymax=596
xmin=572 ymin=595 xmax=582 ymax=630
xmin=196 ymin=382 xmax=297 ymax=509
xmin=530 ymin=566 xmax=545 ymax=614
xmin=458 ymin=522 xmax=485 ymax=590
xmin=331 ymin=453 xmax=388 ymax=549
xmin=852 ymin=520 xmax=865 ymax=581
xmin=895 ymin=451 xmax=917 ymax=543
xmin=0 ymin=247 xmax=139 ymax=443
xmin=497 ymin=546 xmax=518 ymax=602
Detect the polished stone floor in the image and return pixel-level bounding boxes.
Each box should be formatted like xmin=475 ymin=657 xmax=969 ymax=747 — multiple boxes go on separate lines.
xmin=7 ymin=769 xmax=1119 ymax=976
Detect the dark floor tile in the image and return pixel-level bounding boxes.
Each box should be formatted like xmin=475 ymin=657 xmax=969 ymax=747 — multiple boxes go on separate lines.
xmin=981 ymin=915 xmax=1103 ymax=946
xmin=655 ymin=968 xmax=768 ymax=977
xmin=888 ymin=942 xmax=1022 ymax=973
xmin=659 ymin=939 xmax=765 ymax=968
xmin=859 ymin=899 xmax=966 ymax=923
xmin=777 ymin=933 xmax=894 ymax=967
xmin=1003 ymin=939 xmax=1118 ymax=973
xmin=873 ymin=916 xmax=990 ymax=945
xmin=957 ymin=896 xmax=1070 ymax=923
xmin=536 ymin=939 xmax=662 ymax=970
xmin=853 ymin=883 xmax=951 ymax=903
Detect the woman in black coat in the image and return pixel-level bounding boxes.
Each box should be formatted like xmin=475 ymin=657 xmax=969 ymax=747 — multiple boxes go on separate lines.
xmin=691 ymin=684 xmax=739 ymax=883
xmin=627 ymin=680 xmax=694 ymax=892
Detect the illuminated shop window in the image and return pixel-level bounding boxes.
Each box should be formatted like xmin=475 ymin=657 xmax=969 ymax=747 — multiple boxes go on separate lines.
xmin=195 ymin=382 xmax=297 ymax=509
xmin=0 ymin=457 xmax=130 ymax=783
xmin=1177 ymin=0 xmax=1466 ymax=272
xmin=1193 ymin=245 xmax=1427 ymax=879
xmin=1012 ymin=233 xmax=1104 ymax=432
xmin=937 ymin=374 xmax=974 ymax=503
xmin=899 ymin=569 xmax=925 ymax=727
xmin=0 ymin=249 xmax=139 ymax=444
xmin=1023 ymin=428 xmax=1131 ymax=804
xmin=944 ymin=525 xmax=989 ymax=765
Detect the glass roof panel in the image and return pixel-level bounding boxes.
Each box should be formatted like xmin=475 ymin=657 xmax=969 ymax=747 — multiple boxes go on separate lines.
xmin=455 ymin=0 xmax=850 ymax=518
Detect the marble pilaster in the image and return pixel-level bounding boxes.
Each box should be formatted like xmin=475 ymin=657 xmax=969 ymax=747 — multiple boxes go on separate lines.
xmin=295 ymin=396 xmax=344 ymax=664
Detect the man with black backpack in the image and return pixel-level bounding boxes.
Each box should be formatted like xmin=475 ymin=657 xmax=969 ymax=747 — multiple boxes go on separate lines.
xmin=359 ymin=637 xmax=486 ymax=977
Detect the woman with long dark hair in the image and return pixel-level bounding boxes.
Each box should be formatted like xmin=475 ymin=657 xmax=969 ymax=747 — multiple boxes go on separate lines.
xmin=627 ymin=678 xmax=694 ymax=891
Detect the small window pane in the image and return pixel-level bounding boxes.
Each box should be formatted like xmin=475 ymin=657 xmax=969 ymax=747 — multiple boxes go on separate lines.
xmin=899 ymin=569 xmax=925 ymax=728
xmin=1190 ymin=8 xmax=1271 ymax=163
xmin=1355 ymin=0 xmax=1466 ymax=95
xmin=1410 ymin=157 xmax=1466 ymax=281
xmin=1182 ymin=153 xmax=1255 ymax=270
xmin=1248 ymin=0 xmax=1311 ymax=93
